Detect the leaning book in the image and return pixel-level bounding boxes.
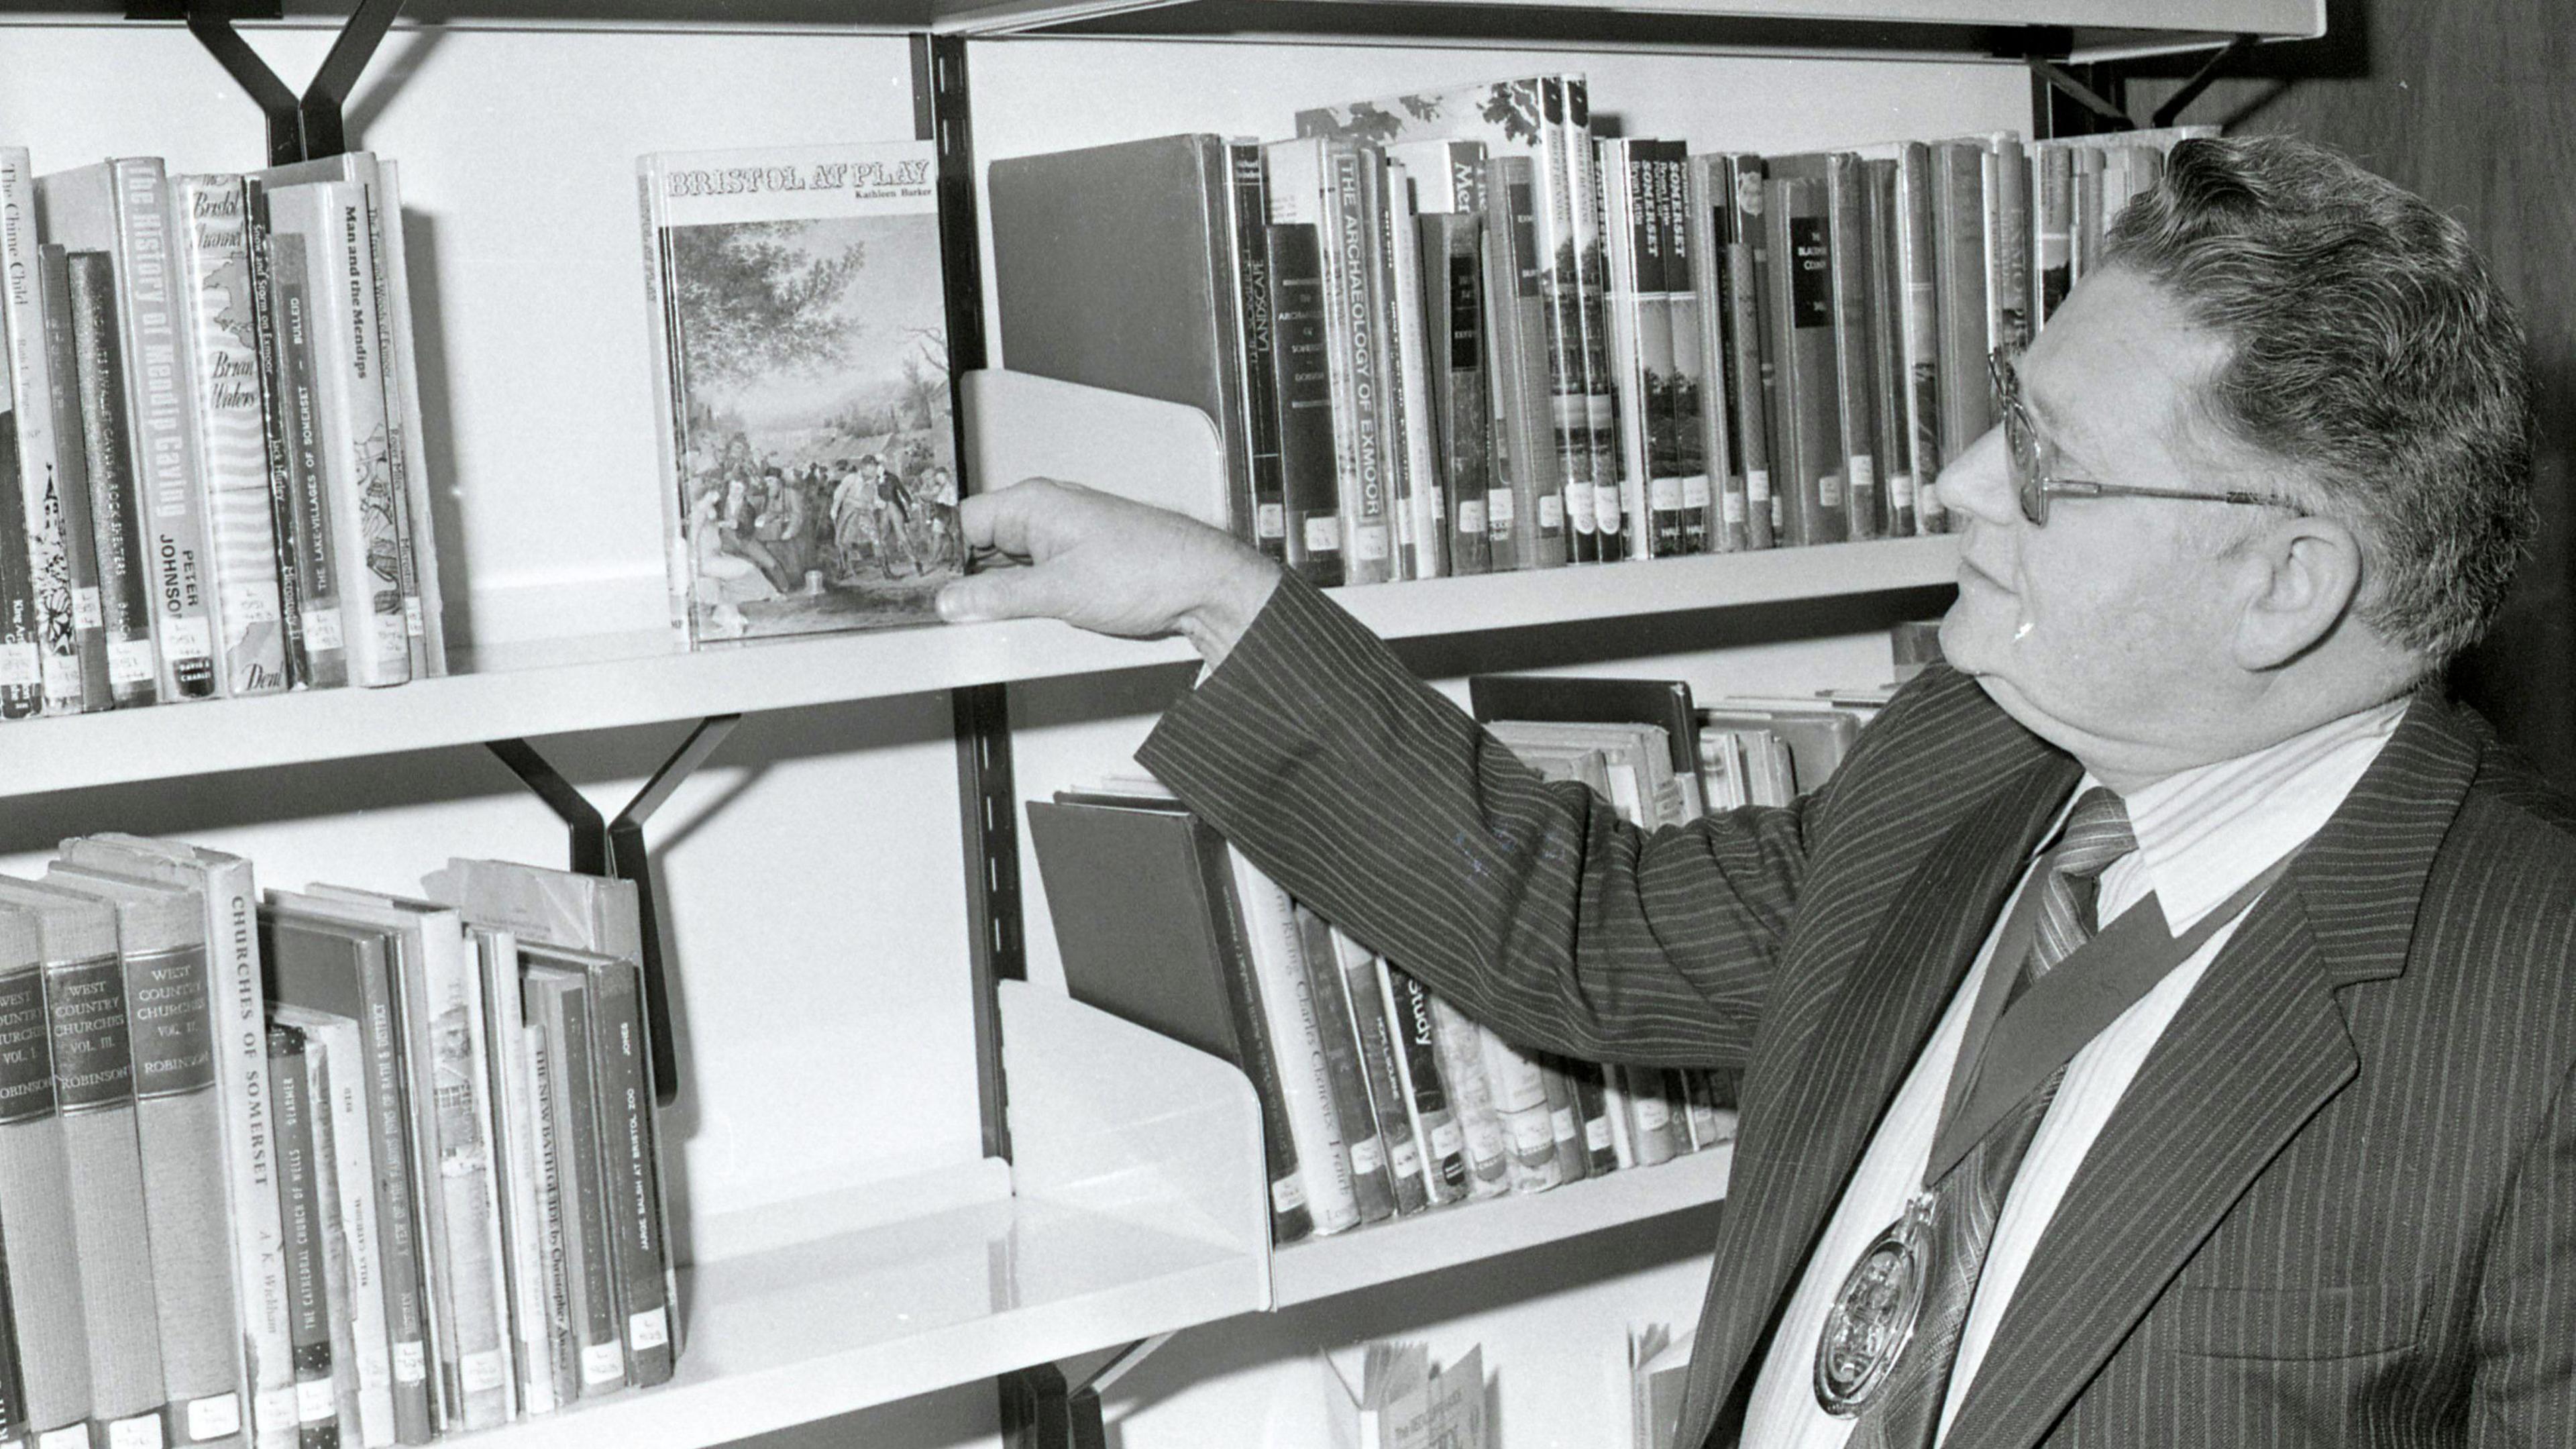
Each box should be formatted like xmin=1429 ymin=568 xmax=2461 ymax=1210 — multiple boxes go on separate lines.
xmin=638 ymin=140 xmax=962 ymax=647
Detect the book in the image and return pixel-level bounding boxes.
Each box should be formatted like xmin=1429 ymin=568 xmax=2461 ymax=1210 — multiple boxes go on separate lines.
xmin=260 ymin=906 xmax=435 ymax=1445
xmin=1469 ymin=672 xmax=1705 ymax=812
xmin=0 ymin=902 xmax=93 ymax=1444
xmin=268 ymin=1008 xmax=392 ymax=1449
xmin=38 ymin=871 xmax=246 ymax=1449
xmin=517 ymin=1011 xmax=578 ymax=1413
xmin=1984 ymin=133 xmax=2033 ymax=359
xmin=0 ymin=212 xmax=40 ymax=721
xmin=516 ymin=966 xmax=623 ymax=1398
xmin=1864 ymin=159 xmax=1915 ymax=537
xmin=1649 ymin=142 xmax=1711 ymax=556
xmin=172 ymin=174 xmax=292 ymax=696
xmin=1479 ymin=156 xmax=1566 ymax=569
xmin=1426 ymin=993 xmax=1510 ymax=1199
xmin=1598 ymin=139 xmax=1654 ymax=555
xmin=31 ymin=244 xmax=113 ymax=708
xmin=299 ymin=1033 xmax=364 ymax=1447
xmin=1377 ymin=963 xmax=1469 ymax=1205
xmin=1273 ymin=139 xmax=1395 ymax=584
xmin=0 ymin=877 xmax=167 ymax=1444
xmin=1226 ymin=141 xmax=1290 ymax=564
xmin=1890 ymin=144 xmax=1945 ymax=535
xmin=468 ymin=924 xmax=557 ymax=1419
xmin=1713 ymin=154 xmax=1778 ymax=548
xmin=1227 ymin=849 xmax=1362 ymax=1234
xmin=56 ymin=835 xmax=295 ymax=1449
xmin=638 ymin=140 xmax=960 ymax=645
xmin=247 ymin=194 xmax=345 ymax=692
xmin=0 ymin=148 xmax=82 ymax=716
xmin=1558 ymin=78 xmax=1625 ymax=564
xmin=38 ymin=158 xmax=223 ymax=700
xmin=2035 ymin=144 xmax=2074 ymax=323
xmin=266 ymin=1022 xmax=340 ymax=1449
xmin=1263 ymin=221 xmax=1344 ymax=586
xmin=1294 ymin=906 xmax=1395 ymax=1224
xmin=1024 ymin=798 xmax=1316 ymax=1244
xmin=261 ymin=182 xmax=411 ymax=688
xmin=1328 ymin=928 xmax=1427 ymax=1216
xmin=58 ymin=246 xmax=158 ymax=706
xmin=1415 ymin=211 xmax=1493 ymax=576
xmin=1764 ymin=173 xmax=1842 ymax=545
xmin=987 ymin=134 xmax=1258 ymax=546
xmin=1930 ymin=140 xmax=1992 ymax=521
xmin=1379 ymin=158 xmax=1444 ymax=581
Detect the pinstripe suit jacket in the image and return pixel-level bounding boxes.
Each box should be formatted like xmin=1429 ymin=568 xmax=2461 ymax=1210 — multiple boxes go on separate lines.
xmin=1137 ymin=574 xmax=2576 ymax=1448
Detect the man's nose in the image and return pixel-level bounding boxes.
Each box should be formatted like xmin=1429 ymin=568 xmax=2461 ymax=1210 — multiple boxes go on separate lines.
xmin=1931 ymin=426 xmax=2017 ymax=527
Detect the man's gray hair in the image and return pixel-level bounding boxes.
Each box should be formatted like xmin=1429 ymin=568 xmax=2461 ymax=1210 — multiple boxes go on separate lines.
xmin=2104 ymin=134 xmax=2534 ymax=667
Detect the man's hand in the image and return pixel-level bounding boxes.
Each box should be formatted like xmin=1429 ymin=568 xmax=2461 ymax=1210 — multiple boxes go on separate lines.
xmin=936 ymin=478 xmax=1284 ymax=665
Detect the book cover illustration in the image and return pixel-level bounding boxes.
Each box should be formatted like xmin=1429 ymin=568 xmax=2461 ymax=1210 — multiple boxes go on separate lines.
xmin=641 ymin=142 xmax=961 ymax=646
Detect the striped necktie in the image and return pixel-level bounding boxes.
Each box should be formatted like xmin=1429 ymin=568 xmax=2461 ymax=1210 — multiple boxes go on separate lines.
xmin=1844 ymin=786 xmax=2136 ymax=1449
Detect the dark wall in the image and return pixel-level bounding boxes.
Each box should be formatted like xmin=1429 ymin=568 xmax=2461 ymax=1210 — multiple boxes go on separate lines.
xmin=2128 ymin=0 xmax=2576 ymax=783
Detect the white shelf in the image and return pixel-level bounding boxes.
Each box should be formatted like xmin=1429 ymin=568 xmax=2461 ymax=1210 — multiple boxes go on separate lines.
xmin=0 ymin=537 xmax=1955 ymax=800
xmin=1271 ymin=1145 xmax=1731 ymax=1307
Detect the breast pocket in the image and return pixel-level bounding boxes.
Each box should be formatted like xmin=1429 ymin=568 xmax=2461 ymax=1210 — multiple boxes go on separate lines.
xmin=2159 ymin=1279 xmax=2427 ymax=1360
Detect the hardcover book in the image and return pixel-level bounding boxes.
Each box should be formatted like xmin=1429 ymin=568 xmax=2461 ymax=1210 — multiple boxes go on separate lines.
xmin=0 ymin=148 xmax=82 ymax=715
xmin=0 ymin=902 xmax=93 ymax=1443
xmin=59 ymin=246 xmax=160 ymax=705
xmin=32 ymin=244 xmax=114 ymax=708
xmin=265 ymin=1021 xmax=339 ymax=1449
xmin=638 ymin=140 xmax=961 ymax=646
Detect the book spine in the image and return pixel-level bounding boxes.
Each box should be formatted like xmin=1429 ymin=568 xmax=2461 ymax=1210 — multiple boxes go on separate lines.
xmin=532 ymin=983 xmax=622 ymax=1398
xmin=324 ymin=938 xmax=429 ymax=1444
xmin=1322 ymin=144 xmax=1392 ymax=584
xmin=1426 ymin=994 xmax=1510 ymax=1198
xmin=1377 ymin=963 xmax=1468 ymax=1205
xmin=1988 ymin=136 xmax=2032 ymax=359
xmin=1537 ymin=1055 xmax=1588 ymax=1183
xmin=1654 ymin=146 xmax=1711 ymax=555
xmin=1563 ymin=85 xmax=1627 ymax=560
xmin=306 ymin=1024 xmax=392 ymax=1447
xmin=122 ymin=916 xmax=248 ymax=1446
xmin=49 ymin=930 xmax=167 ymax=1426
xmin=1186 ymin=818 xmax=1313 ymax=1244
xmin=478 ymin=938 xmax=552 ymax=1419
xmin=1381 ymin=161 xmax=1444 ymax=582
xmin=1894 ymin=144 xmax=1945 ymax=535
xmin=1226 ymin=144 xmax=1289 ymax=566
xmin=1417 ymin=213 xmax=1491 ymax=577
xmin=258 ymin=229 xmax=346 ymax=689
xmin=1932 ymin=142 xmax=1992 ymax=510
xmin=1721 ymin=156 xmax=1777 ymax=549
xmin=1 ymin=151 xmax=81 ymax=715
xmin=1622 ymin=1065 xmax=1679 ymax=1167
xmin=1476 ymin=1024 xmax=1564 ymax=1193
xmin=264 ymin=186 xmax=407 ymax=688
xmin=32 ymin=247 xmax=113 ymax=708
xmin=1263 ymin=223 xmax=1344 ymax=589
xmin=1768 ymin=176 xmax=1845 ymax=545
xmin=0 ymin=274 xmax=42 ymax=718
xmin=1596 ymin=140 xmax=1649 ymax=559
xmin=636 ymin=163 xmax=690 ymax=645
xmin=1359 ymin=152 xmax=1414 ymax=582
xmin=1331 ymin=932 xmax=1424 ymax=1215
xmin=2073 ymin=146 xmax=2108 ymax=285
xmin=1534 ymin=80 xmax=1597 ymax=564
xmin=1865 ymin=160 xmax=1916 ymax=537
xmin=1228 ymin=853 xmax=1360 ymax=1235
xmin=1825 ymin=155 xmax=1881 ymax=541
xmin=1566 ymin=1058 xmax=1620 ymax=1175
xmin=266 ymin=1024 xmax=339 ymax=1449
xmin=172 ymin=176 xmax=291 ymax=697
xmin=425 ymin=936 xmax=508 ymax=1428
xmin=350 ymin=168 xmax=436 ymax=678
xmin=110 ymin=159 xmax=221 ymax=700
xmin=1479 ymin=157 xmax=1564 ymax=569
xmin=0 ymin=1238 xmax=19 ymax=1445
xmin=0 ymin=959 xmax=91 ymax=1436
xmin=1292 ymin=907 xmax=1392 ymax=1224
xmin=2037 ymin=146 xmax=2073 ymax=324
xmin=62 ymin=250 xmax=158 ymax=706
xmin=1682 ymin=159 xmax=1741 ymax=553
xmin=583 ymin=961 xmax=672 ymax=1390
xmin=301 ymin=1043 xmax=361 ymax=1442
xmin=521 ymin=1026 xmax=578 ymax=1411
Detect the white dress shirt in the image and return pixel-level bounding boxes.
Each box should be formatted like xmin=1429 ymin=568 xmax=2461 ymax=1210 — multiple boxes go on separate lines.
xmin=1739 ymin=698 xmax=2406 ymax=1448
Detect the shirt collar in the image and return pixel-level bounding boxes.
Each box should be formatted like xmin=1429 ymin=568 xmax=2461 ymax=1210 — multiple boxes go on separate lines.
xmin=2085 ymin=698 xmax=2410 ymax=930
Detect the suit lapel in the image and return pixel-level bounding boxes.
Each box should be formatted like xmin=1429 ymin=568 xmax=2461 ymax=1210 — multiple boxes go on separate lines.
xmin=1937 ymin=690 xmax=2484 ymax=1449
xmin=1680 ymin=750 xmax=2080 ymax=1442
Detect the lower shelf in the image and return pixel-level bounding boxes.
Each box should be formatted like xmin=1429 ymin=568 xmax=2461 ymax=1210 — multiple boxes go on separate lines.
xmin=1271 ymin=1144 xmax=1733 ymax=1308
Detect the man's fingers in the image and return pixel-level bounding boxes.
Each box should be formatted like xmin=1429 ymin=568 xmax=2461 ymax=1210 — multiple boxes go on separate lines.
xmin=937 ymin=561 xmax=1059 ymax=624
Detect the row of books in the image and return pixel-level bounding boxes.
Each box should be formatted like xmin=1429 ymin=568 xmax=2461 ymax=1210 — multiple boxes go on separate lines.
xmin=0 ymin=147 xmax=445 ymax=717
xmin=991 ymin=76 xmax=2210 ymax=582
xmin=0 ymin=841 xmax=673 ymax=1449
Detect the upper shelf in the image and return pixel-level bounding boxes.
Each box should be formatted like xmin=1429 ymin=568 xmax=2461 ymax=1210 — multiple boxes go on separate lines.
xmin=0 ymin=537 xmax=1957 ymax=800
xmin=930 ymin=0 xmax=2326 ymax=58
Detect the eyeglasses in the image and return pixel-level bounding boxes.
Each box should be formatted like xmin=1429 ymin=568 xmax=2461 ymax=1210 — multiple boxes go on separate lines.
xmin=1987 ymin=350 xmax=2307 ymax=527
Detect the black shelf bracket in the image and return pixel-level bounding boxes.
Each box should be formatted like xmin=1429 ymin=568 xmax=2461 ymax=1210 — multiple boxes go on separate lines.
xmin=2151 ymin=34 xmax=2259 ymax=129
xmin=487 ymin=715 xmax=741 ymax=1110
xmin=999 ymin=1336 xmax=1166 ymax=1449
xmin=2029 ymin=56 xmax=2135 ymax=129
xmin=152 ymin=0 xmax=405 ymax=164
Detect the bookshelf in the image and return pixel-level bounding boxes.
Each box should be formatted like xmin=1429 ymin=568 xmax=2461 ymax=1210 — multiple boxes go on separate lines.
xmin=0 ymin=5 xmax=2304 ymax=1447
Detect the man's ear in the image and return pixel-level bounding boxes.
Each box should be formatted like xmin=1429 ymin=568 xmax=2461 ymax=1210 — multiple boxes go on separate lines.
xmin=2230 ymin=513 xmax=2364 ymax=672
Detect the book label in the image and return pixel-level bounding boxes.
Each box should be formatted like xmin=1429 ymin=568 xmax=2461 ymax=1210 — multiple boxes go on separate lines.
xmin=0 ymin=969 xmax=54 ymax=1124
xmin=0 ymin=642 xmax=38 ymax=688
xmin=301 ymin=607 xmax=343 ymax=652
xmin=1457 ymin=499 xmax=1487 ymax=534
xmin=1351 ymin=523 xmax=1390 ymax=562
xmin=394 ymin=1340 xmax=427 ymax=1383
xmin=49 ymin=955 xmax=131 ymax=1111
xmin=1566 ymin=487 xmax=1595 ymax=531
xmin=1539 ymin=494 xmax=1564 ymax=529
xmin=1684 ymin=475 xmax=1713 ymax=508
xmin=1585 ymin=1117 xmax=1614 ymax=1152
xmin=1486 ymin=488 xmax=1513 ymax=527
xmin=295 ymin=1379 xmax=335 ymax=1422
xmin=1429 ymin=1119 xmax=1465 ymax=1161
xmin=1820 ymin=471 xmax=1846 ymax=508
xmin=73 ymin=585 xmax=103 ymax=629
xmin=1303 ymin=517 xmax=1341 ymax=554
xmin=1849 ymin=455 xmax=1877 ymax=501
xmin=107 ymin=1415 xmax=164 ymax=1449
xmin=628 ymin=1307 xmax=671 ymax=1352
xmin=41 ymin=652 xmax=77 ymax=698
xmin=1889 ymin=470 xmax=1917 ymax=508
xmin=1269 ymin=1177 xmax=1309 ymax=1214
xmin=580 ymin=1344 xmax=625 ymax=1387
xmin=162 ymin=614 xmax=214 ymax=664
xmin=1723 ymin=491 xmax=1748 ymax=525
xmin=185 ymin=1392 xmax=242 ymax=1442
xmin=1347 ymin=1136 xmax=1385 ymax=1175
xmin=460 ymin=1350 xmax=508 ymax=1394
xmin=40 ymin=1427 xmax=90 ymax=1449
xmin=127 ymin=943 xmax=218 ymax=1099
xmin=1388 ymin=1137 xmax=1424 ymax=1184
xmin=1650 ymin=478 xmax=1682 ymax=511
xmin=254 ymin=1387 xmax=298 ymax=1437
xmin=1256 ymin=503 xmax=1285 ymax=540
xmin=1748 ymin=468 xmax=1773 ymax=504
xmin=223 ymin=584 xmax=281 ymax=625
xmin=108 ymin=638 xmax=156 ymax=686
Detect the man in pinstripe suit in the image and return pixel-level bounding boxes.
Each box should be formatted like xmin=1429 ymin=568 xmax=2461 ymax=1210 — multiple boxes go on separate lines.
xmin=943 ymin=136 xmax=2570 ymax=1446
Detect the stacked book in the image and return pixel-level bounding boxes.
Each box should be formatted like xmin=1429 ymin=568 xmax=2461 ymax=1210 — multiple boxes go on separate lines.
xmin=1029 ymin=765 xmax=1736 ymax=1251
xmin=989 ymin=83 xmax=2210 ymax=580
xmin=0 ymin=839 xmax=674 ymax=1449
xmin=0 ymin=148 xmax=445 ymax=716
